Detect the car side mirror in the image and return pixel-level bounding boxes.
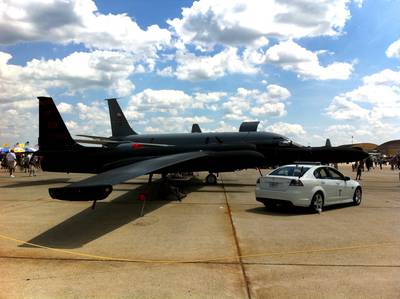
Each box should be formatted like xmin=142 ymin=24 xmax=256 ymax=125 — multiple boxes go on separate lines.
xmin=344 ymin=176 xmax=351 ymax=181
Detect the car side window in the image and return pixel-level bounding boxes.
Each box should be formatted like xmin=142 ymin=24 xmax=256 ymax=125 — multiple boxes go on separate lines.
xmin=314 ymin=167 xmax=329 ymax=179
xmin=327 ymin=167 xmax=344 ymax=180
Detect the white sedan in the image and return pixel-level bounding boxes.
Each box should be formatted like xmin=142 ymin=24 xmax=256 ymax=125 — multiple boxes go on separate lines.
xmin=255 ymin=164 xmax=362 ymax=212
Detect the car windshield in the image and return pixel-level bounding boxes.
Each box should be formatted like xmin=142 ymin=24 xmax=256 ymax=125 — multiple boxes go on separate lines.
xmin=269 ymin=166 xmax=310 ymax=177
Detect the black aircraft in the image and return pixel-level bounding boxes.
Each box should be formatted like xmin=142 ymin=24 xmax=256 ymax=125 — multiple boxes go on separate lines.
xmin=37 ymin=96 xmax=368 ymax=204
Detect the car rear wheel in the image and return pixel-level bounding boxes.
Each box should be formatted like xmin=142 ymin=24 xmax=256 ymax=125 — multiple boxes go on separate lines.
xmin=310 ymin=192 xmax=324 ymax=213
xmin=353 ymin=187 xmax=362 ymax=205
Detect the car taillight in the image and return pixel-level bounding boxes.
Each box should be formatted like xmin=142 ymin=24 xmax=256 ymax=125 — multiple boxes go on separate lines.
xmin=256 ymin=178 xmax=260 ymax=184
xmin=289 ymin=179 xmax=303 ymax=186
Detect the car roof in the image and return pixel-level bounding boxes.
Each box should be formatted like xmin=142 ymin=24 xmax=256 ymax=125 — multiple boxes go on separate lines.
xmin=278 ymin=164 xmax=328 ymax=168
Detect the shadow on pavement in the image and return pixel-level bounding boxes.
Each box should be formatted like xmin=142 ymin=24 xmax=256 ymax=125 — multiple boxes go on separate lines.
xmin=247 ymin=202 xmax=357 ymax=216
xmin=1 ymin=178 xmax=71 ymax=188
xmin=20 ymin=178 xmax=204 ymax=249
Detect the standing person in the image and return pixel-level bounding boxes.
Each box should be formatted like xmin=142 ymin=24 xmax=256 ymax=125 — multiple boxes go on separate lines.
xmin=6 ymin=150 xmax=17 ymax=177
xmin=356 ymin=162 xmax=362 ymax=180
xmin=28 ymin=154 xmax=37 ymax=176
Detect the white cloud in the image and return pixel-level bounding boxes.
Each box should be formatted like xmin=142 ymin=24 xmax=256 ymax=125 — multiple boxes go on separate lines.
xmin=156 ymin=66 xmax=174 ymax=77
xmin=265 ymin=40 xmax=353 ymax=80
xmin=266 ymin=122 xmax=306 ymax=136
xmin=144 ymin=116 xmax=213 ymax=133
xmin=223 ymin=85 xmax=291 ymax=119
xmin=214 ymin=121 xmax=238 ymax=132
xmin=251 ymin=103 xmax=286 ymax=117
xmin=325 ymin=96 xmax=370 ymax=120
xmin=57 ymin=102 xmax=74 ymax=113
xmin=129 ymin=89 xmax=192 ymax=115
xmin=65 ymin=120 xmax=78 ymax=130
xmin=0 ymin=50 xmax=136 ymax=106
xmin=386 ymin=38 xmax=400 ymax=59
xmin=327 ymin=69 xmax=400 ymax=121
xmin=0 ymin=52 xmax=47 ymax=103
xmin=0 ymin=0 xmax=171 ymax=58
xmin=0 ymin=108 xmax=37 ymax=144
xmin=60 ymin=101 xmax=111 ymax=137
xmin=175 ymin=47 xmax=259 ymax=81
xmin=192 ymin=92 xmax=227 ymax=109
xmin=168 ymin=0 xmax=358 ymax=48
xmin=326 ymin=68 xmax=400 ymax=143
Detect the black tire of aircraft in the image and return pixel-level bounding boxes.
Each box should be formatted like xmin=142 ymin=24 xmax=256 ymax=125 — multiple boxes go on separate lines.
xmin=206 ymin=173 xmax=217 ymax=185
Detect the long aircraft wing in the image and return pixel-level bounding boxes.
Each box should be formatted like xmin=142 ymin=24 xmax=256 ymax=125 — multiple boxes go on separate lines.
xmin=49 ymin=151 xmax=208 ymax=201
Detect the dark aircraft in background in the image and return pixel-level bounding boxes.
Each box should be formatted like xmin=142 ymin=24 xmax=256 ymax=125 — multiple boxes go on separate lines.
xmin=37 ymin=97 xmax=368 ymax=204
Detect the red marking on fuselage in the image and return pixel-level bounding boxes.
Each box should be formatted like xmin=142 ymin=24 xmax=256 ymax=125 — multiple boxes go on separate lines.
xmin=131 ymin=143 xmax=143 ymax=150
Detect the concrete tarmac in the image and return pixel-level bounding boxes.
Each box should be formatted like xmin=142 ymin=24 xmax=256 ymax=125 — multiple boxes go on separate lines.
xmin=0 ymin=165 xmax=399 ymax=298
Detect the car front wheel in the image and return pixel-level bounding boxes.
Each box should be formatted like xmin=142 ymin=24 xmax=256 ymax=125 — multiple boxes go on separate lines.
xmin=310 ymin=192 xmax=324 ymax=213
xmin=353 ymin=187 xmax=362 ymax=205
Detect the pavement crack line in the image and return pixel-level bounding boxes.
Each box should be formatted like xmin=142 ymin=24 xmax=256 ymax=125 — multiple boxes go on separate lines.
xmin=220 ymin=176 xmax=252 ymax=299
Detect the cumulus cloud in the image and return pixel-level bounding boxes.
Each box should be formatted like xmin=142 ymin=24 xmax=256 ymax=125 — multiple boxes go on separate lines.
xmin=0 ymin=109 xmax=37 ymax=144
xmin=223 ymin=85 xmax=291 ymax=120
xmin=58 ymin=101 xmax=111 ymax=137
xmin=265 ymin=40 xmax=354 ymax=80
xmin=144 ymin=116 xmax=213 ymax=133
xmin=266 ymin=122 xmax=306 ymax=136
xmin=0 ymin=52 xmax=47 ymax=103
xmin=0 ymin=0 xmax=171 ymax=58
xmin=327 ymin=69 xmax=400 ymax=120
xmin=192 ymin=92 xmax=227 ymax=109
xmin=0 ymin=50 xmax=137 ymax=106
xmin=128 ymin=89 xmax=192 ymax=115
xmin=326 ymin=68 xmax=400 ymax=143
xmin=174 ymin=47 xmax=259 ymax=81
xmin=57 ymin=102 xmax=74 ymax=113
xmin=168 ymin=0 xmax=357 ymax=48
xmin=214 ymin=121 xmax=238 ymax=132
xmin=386 ymin=38 xmax=400 ymax=59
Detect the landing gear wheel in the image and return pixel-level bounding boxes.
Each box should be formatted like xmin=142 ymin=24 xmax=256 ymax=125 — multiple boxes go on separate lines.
xmin=310 ymin=192 xmax=324 ymax=213
xmin=353 ymin=187 xmax=362 ymax=205
xmin=205 ymin=173 xmax=217 ymax=185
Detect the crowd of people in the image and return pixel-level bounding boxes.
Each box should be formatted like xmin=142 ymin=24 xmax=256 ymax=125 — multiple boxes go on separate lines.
xmin=1 ymin=149 xmax=40 ymax=178
xmin=352 ymin=153 xmax=400 ymax=180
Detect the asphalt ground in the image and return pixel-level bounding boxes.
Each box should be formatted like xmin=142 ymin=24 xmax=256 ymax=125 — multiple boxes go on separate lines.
xmin=0 ymin=165 xmax=399 ymax=298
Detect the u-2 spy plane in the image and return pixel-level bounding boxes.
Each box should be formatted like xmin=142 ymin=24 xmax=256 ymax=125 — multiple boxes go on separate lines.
xmin=37 ymin=97 xmax=368 ymax=205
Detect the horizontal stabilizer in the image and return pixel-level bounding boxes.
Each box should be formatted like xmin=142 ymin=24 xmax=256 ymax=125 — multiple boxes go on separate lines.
xmin=239 ymin=121 xmax=260 ymax=132
xmin=75 ymin=138 xmax=126 ymax=145
xmin=49 ymin=185 xmax=113 ymax=201
xmin=75 ymin=135 xmax=173 ymax=147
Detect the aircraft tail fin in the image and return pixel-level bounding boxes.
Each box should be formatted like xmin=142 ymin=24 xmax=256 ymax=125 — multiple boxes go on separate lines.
xmin=325 ymin=138 xmax=332 ymax=147
xmin=107 ymin=98 xmax=137 ymax=137
xmin=38 ymin=97 xmax=81 ymax=151
xmin=191 ymin=123 xmax=202 ymax=133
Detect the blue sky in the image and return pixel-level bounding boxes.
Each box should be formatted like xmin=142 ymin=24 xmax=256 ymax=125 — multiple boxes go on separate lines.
xmin=0 ymin=0 xmax=399 ymax=146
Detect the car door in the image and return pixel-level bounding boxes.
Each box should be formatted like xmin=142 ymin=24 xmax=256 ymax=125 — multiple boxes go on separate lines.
xmin=314 ymin=167 xmax=337 ymax=202
xmin=326 ymin=167 xmax=346 ymax=203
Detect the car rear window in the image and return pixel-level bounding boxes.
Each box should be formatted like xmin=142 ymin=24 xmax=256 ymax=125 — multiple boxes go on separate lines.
xmin=270 ymin=166 xmax=310 ymax=177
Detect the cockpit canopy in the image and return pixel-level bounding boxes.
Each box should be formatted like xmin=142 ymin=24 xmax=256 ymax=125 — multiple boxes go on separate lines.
xmin=275 ymin=136 xmax=303 ymax=147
